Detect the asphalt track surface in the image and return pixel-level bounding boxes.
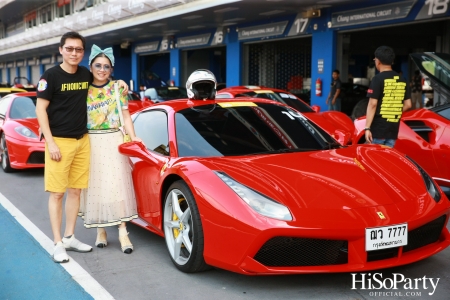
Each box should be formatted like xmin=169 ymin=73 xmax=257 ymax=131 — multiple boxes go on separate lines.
xmin=1 ymin=168 xmax=450 ymax=300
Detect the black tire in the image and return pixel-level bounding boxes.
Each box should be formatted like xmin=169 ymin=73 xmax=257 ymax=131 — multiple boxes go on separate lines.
xmin=0 ymin=133 xmax=13 ymax=173
xmin=163 ymin=180 xmax=210 ymax=273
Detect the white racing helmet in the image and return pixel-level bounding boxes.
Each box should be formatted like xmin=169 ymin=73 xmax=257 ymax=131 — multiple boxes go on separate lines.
xmin=186 ymin=69 xmax=217 ymax=100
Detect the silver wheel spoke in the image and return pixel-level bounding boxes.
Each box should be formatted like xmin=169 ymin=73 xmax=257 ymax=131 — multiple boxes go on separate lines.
xmin=181 ymin=230 xmax=192 ymax=253
xmin=179 ymin=207 xmax=191 ymax=223
xmin=164 ymin=220 xmax=179 ymax=229
xmin=173 ymin=234 xmax=184 ymax=259
xmin=171 ymin=191 xmax=183 ymax=219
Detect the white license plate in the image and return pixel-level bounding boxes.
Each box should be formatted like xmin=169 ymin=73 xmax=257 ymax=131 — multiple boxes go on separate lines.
xmin=365 ymin=223 xmax=408 ymax=251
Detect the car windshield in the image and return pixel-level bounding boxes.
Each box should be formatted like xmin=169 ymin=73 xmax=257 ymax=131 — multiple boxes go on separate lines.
xmin=175 ymin=102 xmax=337 ymax=157
xmin=155 ymin=87 xmax=187 ymax=100
xmin=10 ymin=96 xmax=37 ymax=119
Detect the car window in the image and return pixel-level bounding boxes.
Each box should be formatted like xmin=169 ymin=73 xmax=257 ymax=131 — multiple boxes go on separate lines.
xmin=128 ymin=92 xmax=140 ymax=101
xmin=10 ymin=96 xmax=37 ymax=119
xmin=175 ymin=103 xmax=335 ymax=157
xmin=154 ymin=87 xmax=187 ymax=100
xmin=433 ymin=105 xmax=450 ymax=121
xmin=133 ymin=110 xmax=169 ymax=155
xmin=275 ymin=92 xmax=314 ymax=113
xmin=0 ymin=97 xmax=9 ymax=116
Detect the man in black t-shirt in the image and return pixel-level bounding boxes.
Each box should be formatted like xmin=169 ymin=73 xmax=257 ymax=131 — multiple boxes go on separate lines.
xmin=364 ymin=46 xmax=411 ymax=148
xmin=36 ymin=32 xmax=93 ymax=263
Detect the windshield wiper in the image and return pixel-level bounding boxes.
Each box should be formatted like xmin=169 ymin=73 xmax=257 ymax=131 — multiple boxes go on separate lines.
xmin=322 ymin=141 xmax=343 ymax=150
xmin=247 ymin=148 xmax=314 ymax=155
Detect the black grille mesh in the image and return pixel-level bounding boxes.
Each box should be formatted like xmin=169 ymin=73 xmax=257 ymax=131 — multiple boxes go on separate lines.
xmin=403 ymin=215 xmax=446 ymax=253
xmin=367 ymin=247 xmax=399 ymax=262
xmin=254 ymin=237 xmax=348 ymax=267
xmin=27 ymin=152 xmax=45 ymax=164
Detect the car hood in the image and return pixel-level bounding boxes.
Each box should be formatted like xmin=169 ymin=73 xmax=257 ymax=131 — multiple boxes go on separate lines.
xmin=200 ymin=145 xmax=426 ymax=212
xmin=12 ymin=118 xmax=40 ymax=131
xmin=5 ymin=118 xmax=41 ymax=140
xmin=304 ymin=111 xmax=355 ymax=145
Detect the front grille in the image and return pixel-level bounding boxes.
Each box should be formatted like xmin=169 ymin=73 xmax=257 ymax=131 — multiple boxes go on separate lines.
xmin=253 ymin=237 xmax=348 ymax=267
xmin=27 ymin=152 xmax=45 ymax=164
xmin=403 ymin=215 xmax=446 ymax=253
xmin=367 ymin=247 xmax=399 ymax=262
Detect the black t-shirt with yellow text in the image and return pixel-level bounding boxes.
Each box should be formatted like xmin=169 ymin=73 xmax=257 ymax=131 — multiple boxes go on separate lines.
xmin=37 ymin=65 xmax=92 ymax=137
xmin=366 ymin=70 xmax=411 ymax=139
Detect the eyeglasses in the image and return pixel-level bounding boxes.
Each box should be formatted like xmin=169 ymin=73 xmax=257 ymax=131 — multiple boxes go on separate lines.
xmin=93 ymin=63 xmax=112 ymax=71
xmin=64 ymin=47 xmax=84 ymax=53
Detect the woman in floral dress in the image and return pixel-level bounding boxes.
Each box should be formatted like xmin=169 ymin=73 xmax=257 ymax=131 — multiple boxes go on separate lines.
xmin=79 ymin=44 xmax=142 ymax=254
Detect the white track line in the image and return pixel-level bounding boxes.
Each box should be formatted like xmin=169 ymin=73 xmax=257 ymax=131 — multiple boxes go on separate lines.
xmin=0 ymin=192 xmax=114 ymax=300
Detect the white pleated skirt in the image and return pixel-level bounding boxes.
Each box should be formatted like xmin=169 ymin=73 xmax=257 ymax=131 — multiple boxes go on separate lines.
xmin=79 ymin=130 xmax=138 ymax=228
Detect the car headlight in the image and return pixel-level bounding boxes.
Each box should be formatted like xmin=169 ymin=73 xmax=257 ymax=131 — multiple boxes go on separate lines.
xmin=14 ymin=126 xmax=38 ymax=139
xmin=214 ymin=171 xmax=292 ymax=221
xmin=406 ymin=156 xmax=441 ymax=202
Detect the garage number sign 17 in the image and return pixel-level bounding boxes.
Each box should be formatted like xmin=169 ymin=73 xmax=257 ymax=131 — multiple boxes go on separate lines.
xmin=287 ymin=14 xmax=310 ymax=36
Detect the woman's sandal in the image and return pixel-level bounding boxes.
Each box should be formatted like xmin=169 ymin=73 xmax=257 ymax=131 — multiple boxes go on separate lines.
xmin=119 ymin=234 xmax=133 ymax=254
xmin=95 ymin=230 xmax=107 ymax=248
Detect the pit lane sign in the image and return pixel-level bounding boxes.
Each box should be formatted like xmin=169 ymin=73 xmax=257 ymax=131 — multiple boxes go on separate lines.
xmin=238 ymin=21 xmax=288 ymax=40
xmin=177 ymin=33 xmax=211 ymax=48
xmin=135 ymin=41 xmax=159 ymax=54
xmin=330 ymin=0 xmax=415 ymax=27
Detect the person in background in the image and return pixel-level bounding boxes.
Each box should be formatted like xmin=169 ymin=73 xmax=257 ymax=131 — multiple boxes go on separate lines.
xmin=326 ymin=69 xmax=342 ymax=111
xmin=410 ymin=70 xmax=423 ymax=109
xmin=139 ymin=84 xmax=146 ymax=100
xmin=79 ymin=44 xmax=142 ymax=254
xmin=364 ymin=46 xmax=411 ymax=148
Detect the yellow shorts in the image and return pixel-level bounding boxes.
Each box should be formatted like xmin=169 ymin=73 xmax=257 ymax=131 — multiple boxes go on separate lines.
xmin=44 ymin=135 xmax=90 ymax=193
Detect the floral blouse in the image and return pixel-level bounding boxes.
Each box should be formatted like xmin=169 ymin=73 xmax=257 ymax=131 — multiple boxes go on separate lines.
xmin=86 ymin=80 xmax=128 ymax=130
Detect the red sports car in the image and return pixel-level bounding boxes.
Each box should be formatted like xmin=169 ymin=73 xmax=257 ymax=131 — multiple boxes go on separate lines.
xmin=217 ymin=86 xmax=355 ymax=145
xmin=0 ymin=92 xmax=44 ymax=172
xmin=352 ymin=52 xmax=450 ymax=198
xmin=119 ymin=97 xmax=450 ymax=275
xmin=127 ymin=90 xmax=153 ymax=114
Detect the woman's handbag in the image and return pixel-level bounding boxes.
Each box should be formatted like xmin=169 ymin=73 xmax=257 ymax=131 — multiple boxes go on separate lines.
xmin=114 ymin=82 xmax=132 ymax=143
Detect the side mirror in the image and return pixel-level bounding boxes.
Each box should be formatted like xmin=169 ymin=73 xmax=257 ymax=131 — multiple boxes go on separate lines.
xmin=118 ymin=141 xmax=149 ymax=161
xmin=311 ymin=105 xmax=321 ymax=113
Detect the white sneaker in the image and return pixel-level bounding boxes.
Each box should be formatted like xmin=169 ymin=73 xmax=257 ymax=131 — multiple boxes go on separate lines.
xmin=53 ymin=242 xmax=69 ymax=263
xmin=62 ymin=234 xmax=93 ymax=253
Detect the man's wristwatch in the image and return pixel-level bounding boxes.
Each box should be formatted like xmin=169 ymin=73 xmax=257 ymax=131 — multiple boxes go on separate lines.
xmin=364 ymin=127 xmax=371 ymax=131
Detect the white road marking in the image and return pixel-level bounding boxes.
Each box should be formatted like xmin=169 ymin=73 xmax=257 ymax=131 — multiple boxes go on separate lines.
xmin=0 ymin=192 xmax=115 ymax=300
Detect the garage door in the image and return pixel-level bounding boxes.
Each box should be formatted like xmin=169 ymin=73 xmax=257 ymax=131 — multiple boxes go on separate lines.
xmin=245 ymin=37 xmax=312 ymax=93
xmin=31 ymin=65 xmax=41 ymax=84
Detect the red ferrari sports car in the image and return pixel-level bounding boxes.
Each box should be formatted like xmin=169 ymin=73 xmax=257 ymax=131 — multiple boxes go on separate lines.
xmin=119 ymin=97 xmax=450 ymax=275
xmin=352 ymin=53 xmax=450 ymax=198
xmin=217 ymin=86 xmax=355 ymax=145
xmin=0 ymin=92 xmax=45 ymax=172
xmin=127 ymin=90 xmax=153 ymax=114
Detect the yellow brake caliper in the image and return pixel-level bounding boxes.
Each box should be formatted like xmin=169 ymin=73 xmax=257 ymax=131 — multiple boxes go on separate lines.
xmin=172 ymin=197 xmax=186 ymax=245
